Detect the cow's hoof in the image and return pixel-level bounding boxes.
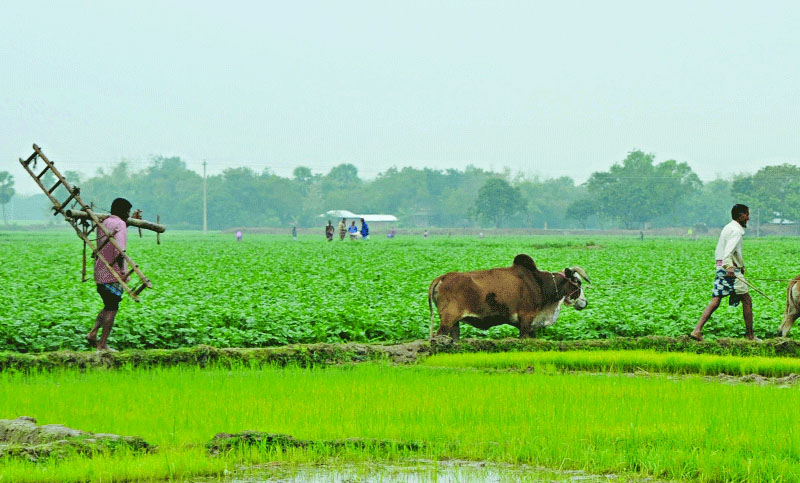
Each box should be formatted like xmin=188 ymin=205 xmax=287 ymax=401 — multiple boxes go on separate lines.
xmin=431 ymin=335 xmax=455 ymax=347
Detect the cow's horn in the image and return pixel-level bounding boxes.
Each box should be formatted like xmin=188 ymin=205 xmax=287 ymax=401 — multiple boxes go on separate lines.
xmin=570 ymin=266 xmax=590 ymax=284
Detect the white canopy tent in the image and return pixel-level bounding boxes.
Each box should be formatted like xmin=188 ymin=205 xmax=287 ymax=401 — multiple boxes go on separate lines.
xmin=321 ymin=210 xmax=398 ymax=223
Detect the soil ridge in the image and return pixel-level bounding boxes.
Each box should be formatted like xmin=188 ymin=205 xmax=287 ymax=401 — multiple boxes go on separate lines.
xmin=1 ymin=336 xmax=798 ymax=372
xmin=0 ymin=416 xmax=154 ymax=461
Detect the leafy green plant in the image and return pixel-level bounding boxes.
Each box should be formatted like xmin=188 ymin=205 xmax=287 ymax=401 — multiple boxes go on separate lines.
xmin=0 ymin=233 xmax=794 ymax=352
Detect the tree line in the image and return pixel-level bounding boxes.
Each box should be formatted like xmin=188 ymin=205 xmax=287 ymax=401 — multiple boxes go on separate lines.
xmin=2 ymin=151 xmax=799 ymax=231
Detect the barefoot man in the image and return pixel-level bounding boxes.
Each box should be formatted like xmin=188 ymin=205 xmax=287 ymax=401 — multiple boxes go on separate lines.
xmin=87 ymin=198 xmax=132 ymax=352
xmin=690 ymin=204 xmax=757 ymax=341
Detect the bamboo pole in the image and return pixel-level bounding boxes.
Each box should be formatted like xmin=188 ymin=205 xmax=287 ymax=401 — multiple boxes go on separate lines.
xmin=81 ymin=239 xmax=87 ymax=282
xmin=734 ymin=274 xmax=774 ymax=302
xmin=65 ymin=209 xmax=166 ymax=233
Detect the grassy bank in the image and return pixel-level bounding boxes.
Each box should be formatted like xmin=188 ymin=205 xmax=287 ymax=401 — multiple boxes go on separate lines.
xmin=2 ymin=363 xmax=800 ymax=482
xmin=3 ymin=336 xmax=800 ymax=372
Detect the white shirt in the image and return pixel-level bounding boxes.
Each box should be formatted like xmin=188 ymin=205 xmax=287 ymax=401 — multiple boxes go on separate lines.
xmin=714 ymin=219 xmax=745 ymax=270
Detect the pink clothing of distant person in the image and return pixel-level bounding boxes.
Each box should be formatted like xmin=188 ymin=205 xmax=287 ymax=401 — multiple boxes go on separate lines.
xmin=94 ymin=214 xmax=128 ymax=284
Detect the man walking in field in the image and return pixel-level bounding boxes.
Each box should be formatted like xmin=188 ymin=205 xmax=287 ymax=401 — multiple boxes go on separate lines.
xmin=87 ymin=198 xmax=132 ymax=352
xmin=690 ymin=204 xmax=758 ymax=341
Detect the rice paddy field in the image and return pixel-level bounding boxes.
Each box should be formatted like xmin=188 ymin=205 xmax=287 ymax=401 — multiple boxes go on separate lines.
xmin=3 ymin=231 xmax=800 ymax=482
xmin=1 ymin=231 xmax=798 ymax=352
xmin=2 ymin=354 xmax=800 ymax=482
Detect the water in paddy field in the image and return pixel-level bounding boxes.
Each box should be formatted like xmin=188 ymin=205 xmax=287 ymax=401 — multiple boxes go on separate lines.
xmin=192 ymin=460 xmax=633 ymax=482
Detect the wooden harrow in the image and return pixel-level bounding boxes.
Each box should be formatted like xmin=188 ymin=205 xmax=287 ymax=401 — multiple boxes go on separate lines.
xmin=18 ymin=144 xmax=164 ymax=302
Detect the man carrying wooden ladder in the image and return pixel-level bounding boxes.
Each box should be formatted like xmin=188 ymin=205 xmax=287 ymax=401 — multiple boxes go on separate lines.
xmin=87 ymin=198 xmax=133 ymax=352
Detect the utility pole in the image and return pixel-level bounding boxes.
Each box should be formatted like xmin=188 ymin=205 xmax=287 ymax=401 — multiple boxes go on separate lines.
xmin=756 ymin=207 xmax=760 ymax=238
xmin=202 ymin=160 xmax=208 ymax=234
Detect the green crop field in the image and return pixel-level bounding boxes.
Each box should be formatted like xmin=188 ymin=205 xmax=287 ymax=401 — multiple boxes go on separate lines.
xmin=2 ymin=360 xmax=800 ymax=482
xmin=1 ymin=231 xmax=797 ymax=352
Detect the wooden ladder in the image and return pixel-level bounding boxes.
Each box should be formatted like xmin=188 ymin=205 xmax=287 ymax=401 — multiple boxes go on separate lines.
xmin=18 ymin=144 xmax=153 ymax=302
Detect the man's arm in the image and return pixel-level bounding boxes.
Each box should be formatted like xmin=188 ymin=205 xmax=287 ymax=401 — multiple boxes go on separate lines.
xmin=721 ymin=230 xmax=743 ymax=275
xmin=113 ymin=218 xmax=128 ymax=271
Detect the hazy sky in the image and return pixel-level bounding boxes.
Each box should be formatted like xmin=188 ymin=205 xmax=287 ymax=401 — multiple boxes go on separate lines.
xmin=3 ymin=1 xmax=799 ymax=195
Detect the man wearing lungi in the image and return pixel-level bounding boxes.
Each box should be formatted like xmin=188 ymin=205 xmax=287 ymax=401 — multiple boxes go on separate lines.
xmin=87 ymin=197 xmax=132 ymax=352
xmin=690 ymin=204 xmax=756 ymax=341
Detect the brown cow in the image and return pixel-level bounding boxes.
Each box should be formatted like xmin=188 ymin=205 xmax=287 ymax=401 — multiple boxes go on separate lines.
xmin=777 ymin=275 xmax=800 ymax=337
xmin=428 ymin=254 xmax=590 ymax=340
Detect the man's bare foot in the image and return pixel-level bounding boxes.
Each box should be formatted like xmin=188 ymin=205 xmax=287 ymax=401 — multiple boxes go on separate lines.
xmin=86 ymin=333 xmax=97 ymax=346
xmin=96 ymin=345 xmax=118 ymax=353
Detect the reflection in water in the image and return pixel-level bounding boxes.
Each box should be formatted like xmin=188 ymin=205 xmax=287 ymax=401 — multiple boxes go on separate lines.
xmin=193 ymin=460 xmax=624 ymax=482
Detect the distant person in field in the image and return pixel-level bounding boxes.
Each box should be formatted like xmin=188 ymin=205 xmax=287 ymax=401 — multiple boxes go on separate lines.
xmin=348 ymin=221 xmax=358 ymax=240
xmin=690 ymin=204 xmax=757 ymax=341
xmin=424 ymin=230 xmax=429 ymax=239
xmin=87 ymin=197 xmax=132 ymax=352
xmin=360 ymin=218 xmax=369 ymax=240
xmin=338 ymin=218 xmax=347 ymax=240
xmin=235 ymin=230 xmax=242 ymax=242
xmin=325 ymin=220 xmax=334 ymax=241
xmin=292 ymin=226 xmax=297 ymax=241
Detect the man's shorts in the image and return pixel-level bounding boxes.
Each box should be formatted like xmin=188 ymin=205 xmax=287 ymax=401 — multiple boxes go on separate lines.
xmin=97 ymin=283 xmax=123 ymax=311
xmin=712 ymin=268 xmax=748 ymax=306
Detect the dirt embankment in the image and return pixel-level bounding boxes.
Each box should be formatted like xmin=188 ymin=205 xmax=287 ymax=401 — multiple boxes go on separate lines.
xmin=0 ymin=417 xmax=154 ymax=461
xmin=2 ymin=336 xmax=800 ymax=372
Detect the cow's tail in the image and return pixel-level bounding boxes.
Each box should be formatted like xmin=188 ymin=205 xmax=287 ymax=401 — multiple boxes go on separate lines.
xmin=428 ymin=277 xmax=442 ymax=340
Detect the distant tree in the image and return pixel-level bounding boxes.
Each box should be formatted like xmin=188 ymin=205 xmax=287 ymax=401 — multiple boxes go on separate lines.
xmin=63 ymin=170 xmax=83 ymax=186
xmin=585 ymin=150 xmax=701 ymax=229
xmin=323 ymin=164 xmax=360 ymax=190
xmin=320 ymin=163 xmax=364 ymax=214
xmin=471 ymin=178 xmax=526 ymax=228
xmin=518 ymin=176 xmax=584 ymax=228
xmin=292 ymin=166 xmax=314 ymax=195
xmin=732 ymin=164 xmax=800 ymax=229
xmin=663 ymin=178 xmax=733 ymax=228
xmin=566 ymin=198 xmax=596 ymax=229
xmin=0 ymin=171 xmax=15 ymax=225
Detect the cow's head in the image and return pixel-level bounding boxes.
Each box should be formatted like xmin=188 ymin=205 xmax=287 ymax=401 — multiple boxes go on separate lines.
xmin=562 ymin=266 xmax=590 ymax=310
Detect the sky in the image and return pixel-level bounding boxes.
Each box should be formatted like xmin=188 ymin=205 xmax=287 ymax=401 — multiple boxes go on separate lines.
xmin=3 ymin=0 xmax=799 ymax=195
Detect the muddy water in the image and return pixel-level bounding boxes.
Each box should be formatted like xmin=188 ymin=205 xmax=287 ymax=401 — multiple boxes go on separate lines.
xmin=193 ymin=460 xmax=629 ymax=482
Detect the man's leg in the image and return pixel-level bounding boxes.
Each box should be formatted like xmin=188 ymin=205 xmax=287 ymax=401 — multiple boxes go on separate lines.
xmin=97 ymin=310 xmax=118 ymax=351
xmin=87 ymin=310 xmax=104 ymax=345
xmin=741 ymin=293 xmax=757 ymax=340
xmin=691 ymin=296 xmax=722 ymax=340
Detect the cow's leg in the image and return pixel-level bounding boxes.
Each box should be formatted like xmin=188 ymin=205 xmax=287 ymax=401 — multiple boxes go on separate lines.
xmin=778 ymin=311 xmax=799 ymax=337
xmin=450 ymin=322 xmax=461 ymax=341
xmin=435 ymin=308 xmax=459 ymax=339
xmin=779 ymin=303 xmax=800 ymax=337
xmin=518 ymin=317 xmax=535 ymax=338
xmin=778 ymin=284 xmax=800 ymax=337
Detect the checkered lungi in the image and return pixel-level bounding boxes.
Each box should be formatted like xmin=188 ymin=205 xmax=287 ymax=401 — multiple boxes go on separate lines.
xmin=712 ymin=268 xmax=748 ymax=306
